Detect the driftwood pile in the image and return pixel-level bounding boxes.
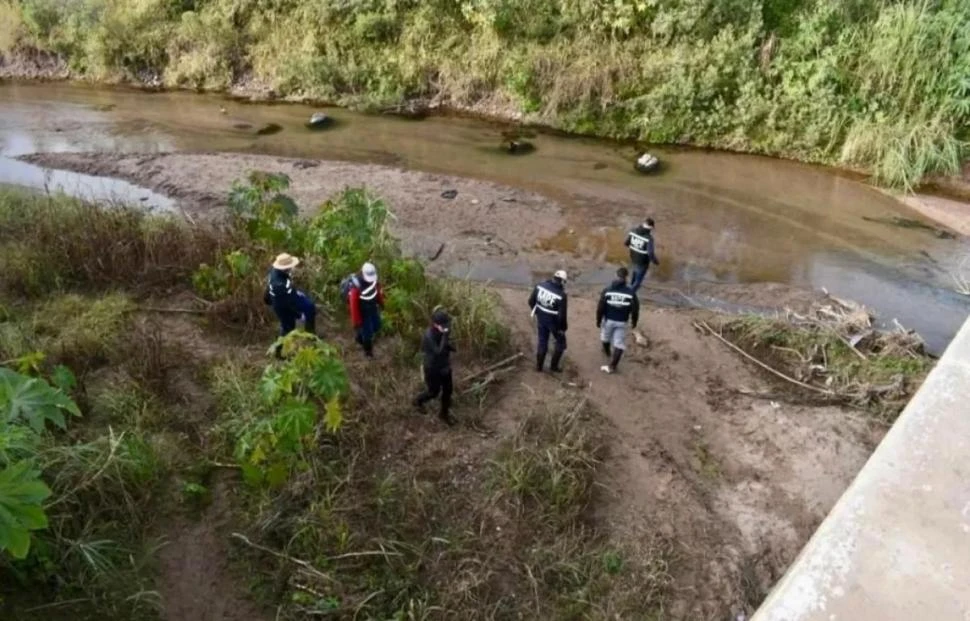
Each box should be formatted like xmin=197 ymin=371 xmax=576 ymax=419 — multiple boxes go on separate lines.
xmin=697 ymin=295 xmax=931 ymax=418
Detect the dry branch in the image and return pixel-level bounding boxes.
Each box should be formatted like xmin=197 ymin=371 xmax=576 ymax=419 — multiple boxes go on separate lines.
xmin=694 ymin=321 xmax=835 ymax=396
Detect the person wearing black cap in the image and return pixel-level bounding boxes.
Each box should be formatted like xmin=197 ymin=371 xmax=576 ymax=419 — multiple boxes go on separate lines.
xmin=624 ymin=217 xmax=659 ymax=292
xmin=527 ymin=269 xmax=569 ymax=373
xmin=413 ymin=309 xmax=456 ymax=426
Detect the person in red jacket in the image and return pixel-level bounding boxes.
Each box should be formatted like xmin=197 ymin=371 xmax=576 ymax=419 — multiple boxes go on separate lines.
xmin=348 ymin=262 xmax=385 ymax=358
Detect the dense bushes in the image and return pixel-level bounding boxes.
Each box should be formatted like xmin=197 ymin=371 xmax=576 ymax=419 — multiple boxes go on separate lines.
xmin=3 ymin=0 xmax=969 ymax=187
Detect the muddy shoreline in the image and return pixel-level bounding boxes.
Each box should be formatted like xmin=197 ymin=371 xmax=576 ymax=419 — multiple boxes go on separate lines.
xmin=20 ymin=150 xmax=838 ymax=314
xmin=5 ymin=49 xmax=970 ymax=213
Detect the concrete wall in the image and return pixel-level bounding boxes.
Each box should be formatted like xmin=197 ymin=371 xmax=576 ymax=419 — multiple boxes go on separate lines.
xmin=752 ymin=317 xmax=970 ymax=621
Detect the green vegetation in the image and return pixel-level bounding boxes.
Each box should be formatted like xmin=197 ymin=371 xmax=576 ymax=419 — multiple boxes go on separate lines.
xmin=3 ymin=0 xmax=969 ymax=187
xmin=0 ymin=183 xmax=668 ymax=619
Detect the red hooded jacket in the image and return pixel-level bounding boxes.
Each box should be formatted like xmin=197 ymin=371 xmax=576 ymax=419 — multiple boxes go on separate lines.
xmin=348 ymin=276 xmax=384 ymax=328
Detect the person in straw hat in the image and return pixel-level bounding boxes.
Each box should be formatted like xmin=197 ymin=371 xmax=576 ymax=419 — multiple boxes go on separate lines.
xmin=264 ymin=253 xmax=317 ymax=355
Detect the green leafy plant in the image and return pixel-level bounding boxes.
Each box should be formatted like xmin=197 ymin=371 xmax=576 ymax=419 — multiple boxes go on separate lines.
xmin=0 ymin=367 xmax=81 ymax=433
xmin=0 ymin=368 xmax=81 ymax=560
xmin=233 ymin=332 xmax=349 ymax=487
xmin=228 ymin=171 xmax=299 ymax=246
xmin=0 ymin=460 xmax=51 ymax=559
xmin=193 ymin=249 xmax=258 ymax=300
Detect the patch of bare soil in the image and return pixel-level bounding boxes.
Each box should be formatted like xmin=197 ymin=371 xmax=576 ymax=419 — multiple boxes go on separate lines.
xmin=157 ymin=473 xmax=270 ymax=621
xmin=494 ymin=288 xmax=882 ymax=619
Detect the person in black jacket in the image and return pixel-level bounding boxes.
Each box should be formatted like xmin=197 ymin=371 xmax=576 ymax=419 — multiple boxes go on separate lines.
xmin=596 ymin=267 xmax=639 ymax=374
xmin=413 ymin=310 xmax=456 ymax=426
xmin=527 ymin=269 xmax=569 ymax=373
xmin=264 ymin=253 xmax=317 ymax=356
xmin=623 ymin=217 xmax=659 ymax=292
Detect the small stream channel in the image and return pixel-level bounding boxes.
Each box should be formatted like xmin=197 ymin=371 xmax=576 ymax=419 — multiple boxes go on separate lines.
xmin=0 ymin=82 xmax=967 ymax=354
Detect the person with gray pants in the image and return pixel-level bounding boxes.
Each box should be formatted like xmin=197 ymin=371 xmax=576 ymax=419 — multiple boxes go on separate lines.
xmin=595 ymin=267 xmax=640 ymax=374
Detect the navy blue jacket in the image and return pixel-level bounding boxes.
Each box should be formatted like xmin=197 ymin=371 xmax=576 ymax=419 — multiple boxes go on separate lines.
xmin=266 ymin=268 xmax=300 ymax=315
xmin=624 ymin=225 xmax=659 ymax=267
xmin=596 ymin=279 xmax=639 ymax=327
xmin=528 ymin=279 xmax=568 ymax=331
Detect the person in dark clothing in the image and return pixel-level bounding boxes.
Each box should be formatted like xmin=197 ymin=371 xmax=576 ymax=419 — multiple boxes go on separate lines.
xmin=527 ymin=269 xmax=569 ymax=373
xmin=264 ymin=253 xmax=317 ymax=356
xmin=624 ymin=217 xmax=659 ymax=292
xmin=596 ymin=267 xmax=640 ymax=374
xmin=413 ymin=310 xmax=456 ymax=426
xmin=347 ymin=262 xmax=385 ymax=358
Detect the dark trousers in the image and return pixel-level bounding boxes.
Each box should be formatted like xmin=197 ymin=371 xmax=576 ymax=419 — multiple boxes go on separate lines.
xmin=355 ymin=310 xmax=381 ymax=355
xmin=273 ymin=291 xmax=317 ymax=337
xmin=537 ymin=321 xmax=567 ymax=358
xmin=416 ymin=368 xmax=453 ymax=417
xmin=536 ymin=319 xmax=566 ymax=371
xmin=630 ymin=263 xmax=649 ymax=291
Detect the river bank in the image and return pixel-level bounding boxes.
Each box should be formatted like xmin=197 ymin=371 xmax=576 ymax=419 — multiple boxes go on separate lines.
xmin=2 ymin=0 xmax=968 ymax=190
xmin=0 ymin=181 xmax=926 ymax=620
xmin=4 ymin=53 xmax=970 ymax=208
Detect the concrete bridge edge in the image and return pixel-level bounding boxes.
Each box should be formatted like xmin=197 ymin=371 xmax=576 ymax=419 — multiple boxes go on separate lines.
xmin=751 ymin=317 xmax=970 ymax=621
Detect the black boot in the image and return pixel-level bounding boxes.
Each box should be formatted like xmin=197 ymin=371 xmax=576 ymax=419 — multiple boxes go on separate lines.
xmin=535 ymin=352 xmax=546 ymax=372
xmin=363 ymin=340 xmax=374 ymax=358
xmin=273 ymin=343 xmax=283 ymax=360
xmin=602 ymin=341 xmax=611 ymax=356
xmin=550 ymin=350 xmax=564 ymax=373
xmin=610 ymin=348 xmax=623 ymax=372
xmin=439 ymin=408 xmax=456 ymax=426
xmin=303 ymin=315 xmax=317 ymax=337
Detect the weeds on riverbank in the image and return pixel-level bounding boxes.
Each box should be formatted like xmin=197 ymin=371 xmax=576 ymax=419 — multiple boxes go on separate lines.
xmin=6 ymin=0 xmax=970 ymax=186
xmin=0 ymin=186 xmax=666 ymax=618
xmin=0 ymin=189 xmax=227 ymax=297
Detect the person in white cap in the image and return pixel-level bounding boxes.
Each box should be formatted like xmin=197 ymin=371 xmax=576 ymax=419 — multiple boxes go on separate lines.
xmin=264 ymin=253 xmax=317 ymax=356
xmin=345 ymin=261 xmax=385 ymax=358
xmin=527 ymin=269 xmax=569 ymax=372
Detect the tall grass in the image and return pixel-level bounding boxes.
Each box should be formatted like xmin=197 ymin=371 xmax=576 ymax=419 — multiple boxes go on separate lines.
xmin=9 ymin=0 xmax=970 ymax=186
xmin=0 ymin=188 xmax=228 ymax=296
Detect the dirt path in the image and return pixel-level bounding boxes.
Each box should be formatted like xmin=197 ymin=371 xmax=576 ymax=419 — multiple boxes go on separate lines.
xmin=157 ymin=474 xmax=270 ymax=621
xmin=495 ymin=287 xmax=881 ymax=619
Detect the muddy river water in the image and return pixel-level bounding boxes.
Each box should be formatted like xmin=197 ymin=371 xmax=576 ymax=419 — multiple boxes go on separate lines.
xmin=1 ymin=82 xmax=967 ymax=354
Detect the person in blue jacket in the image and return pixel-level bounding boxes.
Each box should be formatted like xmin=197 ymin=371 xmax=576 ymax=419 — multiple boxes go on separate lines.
xmin=528 ymin=269 xmax=569 ymax=373
xmin=623 ymin=217 xmax=660 ymax=291
xmin=264 ymin=253 xmax=317 ymax=356
xmin=596 ymin=267 xmax=640 ymax=374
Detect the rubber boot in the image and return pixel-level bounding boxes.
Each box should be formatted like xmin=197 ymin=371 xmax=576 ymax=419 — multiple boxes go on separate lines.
xmin=303 ymin=315 xmax=317 ymax=337
xmin=363 ymin=339 xmax=374 ymax=358
xmin=550 ymin=350 xmax=564 ymax=373
xmin=602 ymin=341 xmax=611 ymax=356
xmin=535 ymin=352 xmax=546 ymax=372
xmin=610 ymin=348 xmax=623 ymax=372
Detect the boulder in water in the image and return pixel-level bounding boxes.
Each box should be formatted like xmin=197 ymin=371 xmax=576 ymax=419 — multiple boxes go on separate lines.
xmin=307 ymin=112 xmax=332 ymax=129
xmin=634 ymin=152 xmax=660 ymax=173
xmin=505 ymin=140 xmax=536 ymax=155
xmin=256 ymin=122 xmax=283 ymax=136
